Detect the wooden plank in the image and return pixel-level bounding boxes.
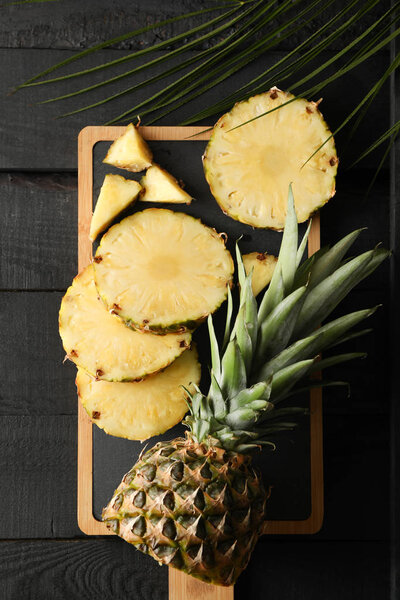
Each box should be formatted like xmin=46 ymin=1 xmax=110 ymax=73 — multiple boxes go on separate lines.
xmin=0 ymin=1 xmax=389 ymax=50
xmin=0 ymin=415 xmax=80 ymax=538
xmin=235 ymin=540 xmax=390 ymax=600
xmin=0 ymin=173 xmax=77 ymax=290
xmin=0 ymin=540 xmax=389 ymax=600
xmin=0 ymin=49 xmax=389 ymax=170
xmin=170 ymin=571 xmax=233 ymax=600
xmin=0 ymin=48 xmax=283 ymax=171
xmin=0 ymin=292 xmax=76 ymax=415
xmin=318 ymin=415 xmax=390 ymax=541
xmin=0 ymin=539 xmax=167 ymax=599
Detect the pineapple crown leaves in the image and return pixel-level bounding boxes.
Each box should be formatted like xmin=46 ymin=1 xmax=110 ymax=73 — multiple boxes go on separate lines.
xmin=184 ymin=185 xmax=389 ymax=452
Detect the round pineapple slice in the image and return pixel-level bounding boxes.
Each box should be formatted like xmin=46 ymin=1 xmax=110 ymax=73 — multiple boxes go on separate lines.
xmin=59 ymin=265 xmax=191 ymax=381
xmin=76 ymin=347 xmax=201 ymax=440
xmin=94 ymin=208 xmax=234 ymax=333
xmin=203 ymin=88 xmax=337 ymax=230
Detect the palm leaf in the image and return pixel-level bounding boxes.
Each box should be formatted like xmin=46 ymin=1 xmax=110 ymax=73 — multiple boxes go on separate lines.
xmin=37 ymin=6 xmax=241 ymax=103
xmin=14 ymin=0 xmax=400 ymax=175
xmin=105 ymin=0 xmax=297 ymax=124
xmin=15 ymin=5 xmax=231 ymax=89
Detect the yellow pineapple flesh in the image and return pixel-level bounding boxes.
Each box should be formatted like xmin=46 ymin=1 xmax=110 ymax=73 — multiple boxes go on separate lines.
xmin=90 ymin=174 xmax=142 ymax=241
xmin=203 ymin=88 xmax=337 ymax=229
xmin=140 ymin=164 xmax=192 ymax=204
xmin=94 ymin=209 xmax=234 ymax=333
xmin=76 ymin=347 xmax=200 ymax=440
xmin=59 ymin=265 xmax=191 ymax=381
xmin=104 ymin=123 xmax=153 ymax=172
xmin=243 ymin=251 xmax=277 ymax=296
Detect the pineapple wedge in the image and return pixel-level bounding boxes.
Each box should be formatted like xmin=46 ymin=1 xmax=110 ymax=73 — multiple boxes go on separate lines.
xmin=59 ymin=265 xmax=191 ymax=381
xmin=104 ymin=123 xmax=153 ymax=172
xmin=203 ymin=88 xmax=337 ymax=229
xmin=94 ymin=209 xmax=234 ymax=333
xmin=90 ymin=174 xmax=142 ymax=241
xmin=140 ymin=164 xmax=192 ymax=204
xmin=243 ymin=252 xmax=277 ymax=296
xmin=76 ymin=347 xmax=200 ymax=441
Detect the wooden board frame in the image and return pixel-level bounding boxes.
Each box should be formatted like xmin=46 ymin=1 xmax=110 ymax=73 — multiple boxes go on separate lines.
xmin=77 ymin=125 xmax=324 ymax=599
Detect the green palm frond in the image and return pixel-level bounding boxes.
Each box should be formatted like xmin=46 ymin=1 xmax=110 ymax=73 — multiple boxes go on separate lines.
xmin=14 ymin=0 xmax=400 ymax=175
xmin=183 ymin=189 xmax=388 ymax=450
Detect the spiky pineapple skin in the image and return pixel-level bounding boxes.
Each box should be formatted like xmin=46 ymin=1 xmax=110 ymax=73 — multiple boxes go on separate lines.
xmin=102 ymin=436 xmax=268 ymax=586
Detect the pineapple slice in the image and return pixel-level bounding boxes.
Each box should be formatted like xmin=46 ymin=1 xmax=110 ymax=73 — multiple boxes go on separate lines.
xmin=140 ymin=164 xmax=192 ymax=204
xmin=243 ymin=252 xmax=277 ymax=296
xmin=104 ymin=123 xmax=153 ymax=172
xmin=76 ymin=347 xmax=200 ymax=441
xmin=90 ymin=174 xmax=142 ymax=241
xmin=94 ymin=209 xmax=234 ymax=333
xmin=203 ymin=88 xmax=337 ymax=230
xmin=59 ymin=265 xmax=191 ymax=381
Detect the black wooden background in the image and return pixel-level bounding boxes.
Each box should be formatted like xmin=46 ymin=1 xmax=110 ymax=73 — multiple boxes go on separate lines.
xmin=0 ymin=1 xmax=397 ymax=599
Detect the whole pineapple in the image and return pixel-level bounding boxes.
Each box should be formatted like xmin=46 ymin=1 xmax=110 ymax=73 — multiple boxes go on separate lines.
xmin=103 ymin=187 xmax=388 ymax=586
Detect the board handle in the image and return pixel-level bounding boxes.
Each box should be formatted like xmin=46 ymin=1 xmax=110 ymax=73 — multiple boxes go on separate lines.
xmin=169 ymin=569 xmax=234 ymax=600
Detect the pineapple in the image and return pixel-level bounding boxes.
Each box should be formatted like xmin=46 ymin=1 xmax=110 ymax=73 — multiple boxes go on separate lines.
xmin=59 ymin=265 xmax=191 ymax=381
xmin=203 ymin=88 xmax=337 ymax=229
xmin=90 ymin=174 xmax=142 ymax=241
xmin=76 ymin=347 xmax=201 ymax=440
xmin=243 ymin=252 xmax=277 ymax=296
xmin=94 ymin=208 xmax=234 ymax=333
xmin=104 ymin=123 xmax=153 ymax=172
xmin=103 ymin=188 xmax=388 ymax=586
xmin=140 ymin=164 xmax=192 ymax=204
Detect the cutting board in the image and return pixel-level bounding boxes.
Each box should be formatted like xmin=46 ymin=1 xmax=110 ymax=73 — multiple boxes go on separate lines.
xmin=77 ymin=126 xmax=324 ymax=600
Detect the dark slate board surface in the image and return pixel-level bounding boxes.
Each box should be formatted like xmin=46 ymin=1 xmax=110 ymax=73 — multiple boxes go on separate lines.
xmin=0 ymin=0 xmax=397 ymax=598
xmin=91 ymin=137 xmax=313 ymax=522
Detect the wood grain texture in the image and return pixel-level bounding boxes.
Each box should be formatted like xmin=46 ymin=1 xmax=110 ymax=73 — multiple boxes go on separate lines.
xmin=0 ymin=49 xmax=389 ymax=170
xmin=0 ymin=173 xmax=77 ymax=290
xmin=0 ymin=415 xmax=80 ymax=539
xmin=0 ymin=0 xmax=389 ymax=50
xmin=170 ymin=570 xmax=233 ymax=600
xmin=0 ymin=539 xmax=389 ymax=600
xmin=0 ymin=538 xmax=167 ymax=600
xmin=0 ymin=292 xmax=76 ymax=415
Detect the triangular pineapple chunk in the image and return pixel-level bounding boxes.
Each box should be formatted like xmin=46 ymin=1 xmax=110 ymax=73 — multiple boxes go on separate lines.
xmin=140 ymin=164 xmax=192 ymax=204
xmin=90 ymin=174 xmax=142 ymax=241
xmin=103 ymin=123 xmax=153 ymax=172
xmin=243 ymin=252 xmax=277 ymax=296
